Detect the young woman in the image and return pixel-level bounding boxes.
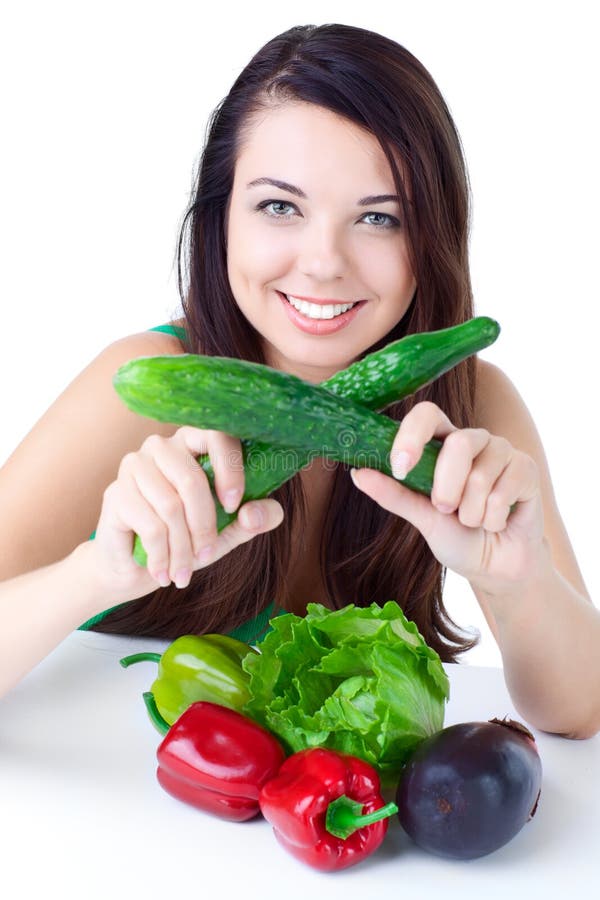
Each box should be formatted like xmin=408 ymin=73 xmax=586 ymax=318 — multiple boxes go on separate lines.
xmin=0 ymin=24 xmax=598 ymax=738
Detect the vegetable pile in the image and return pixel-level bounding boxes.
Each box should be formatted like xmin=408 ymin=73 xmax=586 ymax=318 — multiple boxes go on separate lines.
xmin=241 ymin=601 xmax=449 ymax=787
xmin=121 ymin=613 xmax=543 ymax=872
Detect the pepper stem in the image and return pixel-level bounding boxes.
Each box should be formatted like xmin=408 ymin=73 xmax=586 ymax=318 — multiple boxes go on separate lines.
xmin=325 ymin=794 xmax=398 ymax=840
xmin=142 ymin=691 xmax=170 ymax=736
xmin=119 ymin=652 xmax=162 ymax=667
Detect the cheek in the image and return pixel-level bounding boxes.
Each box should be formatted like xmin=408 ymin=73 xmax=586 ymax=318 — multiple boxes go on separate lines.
xmin=229 ymin=222 xmax=290 ymax=287
xmin=361 ymin=242 xmax=416 ymax=302
xmin=391 ymin=243 xmax=416 ymax=298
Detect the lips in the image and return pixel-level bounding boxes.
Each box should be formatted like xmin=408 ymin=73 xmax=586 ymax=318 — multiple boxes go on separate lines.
xmin=277 ymin=290 xmax=366 ymax=335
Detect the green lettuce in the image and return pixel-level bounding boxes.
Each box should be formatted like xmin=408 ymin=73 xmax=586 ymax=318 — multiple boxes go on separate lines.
xmin=242 ymin=601 xmax=450 ymax=786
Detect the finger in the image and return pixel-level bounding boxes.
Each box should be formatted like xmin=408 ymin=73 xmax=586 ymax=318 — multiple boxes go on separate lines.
xmin=168 ymin=427 xmax=239 ymax=551
xmin=98 ymin=470 xmax=171 ymax=584
xmin=194 ymin=498 xmax=285 ymax=568
xmin=455 ymin=436 xmax=512 ymax=527
xmin=390 ymin=401 xmax=457 ymax=480
xmin=170 ymin=427 xmax=246 ymax=556
xmin=482 ymin=452 xmax=540 ymax=533
xmin=133 ymin=441 xmax=213 ymax=585
xmin=430 ymin=428 xmax=494 ymax=515
xmin=188 ymin=429 xmax=245 ymax=514
xmin=163 ymin=449 xmax=219 ymax=561
xmin=350 ymin=467 xmax=439 ymax=540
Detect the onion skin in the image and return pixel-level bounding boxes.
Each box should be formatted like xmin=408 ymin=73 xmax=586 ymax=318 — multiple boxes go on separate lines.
xmin=396 ymin=716 xmax=542 ymax=859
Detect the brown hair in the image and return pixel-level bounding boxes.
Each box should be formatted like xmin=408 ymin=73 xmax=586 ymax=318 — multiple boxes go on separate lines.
xmin=96 ymin=23 xmax=480 ymax=662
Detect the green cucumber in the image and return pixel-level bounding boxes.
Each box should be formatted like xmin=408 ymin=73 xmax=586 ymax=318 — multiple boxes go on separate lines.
xmin=324 ymin=316 xmax=499 ymax=409
xmin=113 ymin=317 xmax=499 ymax=567
xmin=116 ymin=353 xmax=438 ymax=464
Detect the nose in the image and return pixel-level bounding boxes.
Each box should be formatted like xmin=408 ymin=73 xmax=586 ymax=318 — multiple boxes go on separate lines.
xmin=296 ymin=219 xmax=349 ymax=282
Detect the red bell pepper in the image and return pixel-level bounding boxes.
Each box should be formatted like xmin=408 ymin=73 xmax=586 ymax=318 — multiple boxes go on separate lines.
xmin=258 ymin=747 xmax=398 ymax=871
xmin=143 ymin=692 xmax=286 ymax=822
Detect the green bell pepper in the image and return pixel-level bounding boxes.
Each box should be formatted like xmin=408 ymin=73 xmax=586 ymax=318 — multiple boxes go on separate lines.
xmin=120 ymin=633 xmax=258 ymax=725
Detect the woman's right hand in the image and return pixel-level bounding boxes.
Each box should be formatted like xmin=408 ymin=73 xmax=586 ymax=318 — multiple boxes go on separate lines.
xmin=89 ymin=426 xmax=284 ymax=600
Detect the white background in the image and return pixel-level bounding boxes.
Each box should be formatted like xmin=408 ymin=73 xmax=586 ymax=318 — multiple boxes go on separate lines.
xmin=1 ymin=0 xmax=597 ymax=666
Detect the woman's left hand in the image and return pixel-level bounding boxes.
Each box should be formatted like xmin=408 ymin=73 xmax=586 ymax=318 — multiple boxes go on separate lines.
xmin=349 ymin=401 xmax=547 ymax=594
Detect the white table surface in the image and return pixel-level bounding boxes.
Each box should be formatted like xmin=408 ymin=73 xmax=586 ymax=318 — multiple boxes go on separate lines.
xmin=1 ymin=630 xmax=598 ymax=899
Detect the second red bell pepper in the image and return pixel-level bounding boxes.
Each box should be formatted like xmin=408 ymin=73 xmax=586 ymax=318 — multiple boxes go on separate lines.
xmin=143 ymin=693 xmax=286 ymax=822
xmin=258 ymin=747 xmax=398 ymax=871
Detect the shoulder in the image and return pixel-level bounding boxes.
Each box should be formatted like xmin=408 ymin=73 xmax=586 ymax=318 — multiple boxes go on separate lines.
xmin=108 ymin=320 xmax=188 ymax=360
xmin=76 ymin=324 xmax=187 ymax=404
xmin=475 ymin=357 xmax=522 ymax=419
xmin=0 ymin=323 xmax=190 ymax=578
xmin=474 ymin=358 xmax=540 ymax=455
xmin=474 ymin=357 xmax=553 ymax=504
xmin=89 ymin=322 xmax=188 ymax=427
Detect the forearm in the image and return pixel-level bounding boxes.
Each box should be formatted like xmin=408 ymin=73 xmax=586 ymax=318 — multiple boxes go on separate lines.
xmin=473 ymin=552 xmax=600 ymax=740
xmin=0 ymin=541 xmax=108 ymax=700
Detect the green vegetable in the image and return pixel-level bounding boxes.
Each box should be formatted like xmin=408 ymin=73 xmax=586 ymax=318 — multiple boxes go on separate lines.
xmin=119 ymin=633 xmax=257 ymax=725
xmin=323 ymin=316 xmax=499 ymax=410
xmin=114 ymin=317 xmax=500 ymax=565
xmin=114 ymin=354 xmax=443 ymax=490
xmin=240 ymin=601 xmax=449 ymax=788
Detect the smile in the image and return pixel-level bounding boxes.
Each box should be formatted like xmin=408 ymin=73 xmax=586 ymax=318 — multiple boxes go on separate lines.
xmin=284 ymin=293 xmax=356 ymax=319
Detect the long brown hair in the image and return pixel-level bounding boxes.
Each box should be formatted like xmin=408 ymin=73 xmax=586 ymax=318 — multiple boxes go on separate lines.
xmin=96 ymin=23 xmax=480 ymax=662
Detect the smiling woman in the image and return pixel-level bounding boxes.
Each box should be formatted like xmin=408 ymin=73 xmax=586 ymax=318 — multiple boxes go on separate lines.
xmin=84 ymin=24 xmax=480 ymax=653
xmin=1 ymin=23 xmax=598 ymax=739
xmin=1 ymin=22 xmax=479 ymax=665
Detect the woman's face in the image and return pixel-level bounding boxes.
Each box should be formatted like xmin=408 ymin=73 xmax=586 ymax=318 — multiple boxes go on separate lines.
xmin=225 ymin=101 xmax=417 ymax=382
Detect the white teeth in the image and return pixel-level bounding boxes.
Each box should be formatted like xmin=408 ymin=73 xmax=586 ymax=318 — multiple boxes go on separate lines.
xmin=285 ymin=294 xmax=356 ymax=319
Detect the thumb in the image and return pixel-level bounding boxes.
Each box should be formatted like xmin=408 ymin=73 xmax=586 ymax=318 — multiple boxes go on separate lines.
xmin=237 ymin=498 xmax=285 ymax=533
xmin=505 ymin=493 xmax=545 ymax=542
xmin=208 ymin=498 xmax=285 ymax=561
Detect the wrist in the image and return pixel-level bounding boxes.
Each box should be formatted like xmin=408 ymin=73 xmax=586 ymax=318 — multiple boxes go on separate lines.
xmin=469 ymin=539 xmax=555 ymax=627
xmin=66 ymin=540 xmax=124 ymax=620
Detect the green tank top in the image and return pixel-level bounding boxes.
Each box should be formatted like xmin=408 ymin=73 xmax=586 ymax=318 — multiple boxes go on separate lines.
xmin=77 ymin=322 xmax=284 ymax=643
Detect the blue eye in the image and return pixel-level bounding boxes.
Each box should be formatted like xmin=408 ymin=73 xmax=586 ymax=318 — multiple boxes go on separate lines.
xmin=257 ymin=200 xmax=296 ymax=219
xmin=255 ymin=200 xmax=400 ymax=229
xmin=361 ymin=211 xmax=399 ymax=229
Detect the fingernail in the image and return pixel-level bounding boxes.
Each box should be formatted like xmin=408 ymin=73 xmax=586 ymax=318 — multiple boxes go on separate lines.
xmin=224 ymin=488 xmax=242 ymax=513
xmin=244 ymin=505 xmax=264 ymax=528
xmin=349 ymin=468 xmax=360 ymax=487
xmin=174 ymin=568 xmax=191 ymax=588
xmin=156 ymin=570 xmax=171 ymax=587
xmin=391 ymin=450 xmax=411 ymax=480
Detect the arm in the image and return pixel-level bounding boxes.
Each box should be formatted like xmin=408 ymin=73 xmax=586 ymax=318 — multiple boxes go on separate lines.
xmin=0 ymin=331 xmax=284 ymax=700
xmin=349 ymin=360 xmax=600 ymax=740
xmin=0 ymin=330 xmax=184 ymax=581
xmin=0 ymin=542 xmax=109 ymax=697
xmin=471 ymin=547 xmax=600 ymax=739
xmin=470 ymin=361 xmax=599 ymax=739
xmin=0 ymin=330 xmax=183 ymax=695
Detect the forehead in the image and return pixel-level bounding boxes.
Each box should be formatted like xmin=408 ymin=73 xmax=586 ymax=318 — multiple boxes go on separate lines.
xmin=234 ymin=102 xmax=399 ymax=190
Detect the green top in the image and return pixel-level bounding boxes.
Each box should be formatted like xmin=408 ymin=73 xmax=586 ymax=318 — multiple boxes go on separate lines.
xmin=77 ymin=322 xmax=285 ymax=643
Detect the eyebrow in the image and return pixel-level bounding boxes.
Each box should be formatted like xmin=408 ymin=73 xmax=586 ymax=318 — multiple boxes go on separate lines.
xmin=246 ymin=177 xmax=401 ymax=206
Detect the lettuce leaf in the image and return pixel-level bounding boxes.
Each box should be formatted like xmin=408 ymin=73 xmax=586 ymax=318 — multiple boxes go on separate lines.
xmin=242 ymin=601 xmax=449 ymax=786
